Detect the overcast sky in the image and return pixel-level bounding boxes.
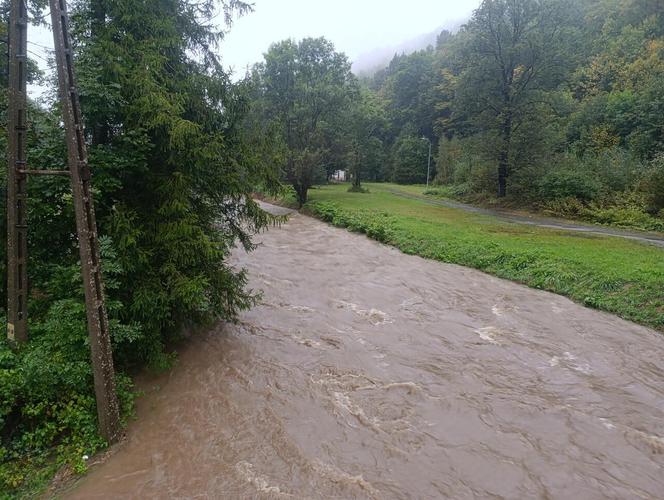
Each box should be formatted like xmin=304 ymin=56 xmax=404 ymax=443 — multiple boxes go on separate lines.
xmin=221 ymin=0 xmax=481 ymax=76
xmin=28 ymin=0 xmax=480 ymax=99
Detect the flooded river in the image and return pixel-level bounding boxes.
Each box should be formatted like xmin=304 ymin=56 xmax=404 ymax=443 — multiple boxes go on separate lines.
xmin=67 ymin=209 xmax=664 ymax=499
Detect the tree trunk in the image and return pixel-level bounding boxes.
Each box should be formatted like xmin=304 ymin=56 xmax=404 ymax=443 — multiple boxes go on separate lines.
xmin=353 ymin=165 xmax=361 ymax=189
xmin=294 ymin=183 xmax=308 ymax=208
xmin=498 ymin=157 xmax=508 ymax=198
xmin=352 ymin=148 xmax=361 ymax=189
xmin=497 ymin=111 xmax=512 ymax=198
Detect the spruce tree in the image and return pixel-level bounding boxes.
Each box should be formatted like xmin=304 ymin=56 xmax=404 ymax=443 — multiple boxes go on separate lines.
xmin=68 ymin=0 xmax=279 ymax=361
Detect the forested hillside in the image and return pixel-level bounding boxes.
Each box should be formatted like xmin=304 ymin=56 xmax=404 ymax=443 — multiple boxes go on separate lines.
xmin=391 ymin=0 xmax=664 ymax=228
xmin=409 ymin=0 xmax=664 ymax=226
xmin=249 ymin=0 xmax=663 ymax=229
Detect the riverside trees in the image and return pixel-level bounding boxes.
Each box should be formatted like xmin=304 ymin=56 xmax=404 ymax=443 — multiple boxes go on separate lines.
xmin=0 ymin=0 xmax=278 ymax=492
xmin=456 ymin=0 xmax=574 ymax=197
xmin=248 ymin=38 xmax=357 ymax=207
xmin=247 ymin=0 xmax=664 ymax=228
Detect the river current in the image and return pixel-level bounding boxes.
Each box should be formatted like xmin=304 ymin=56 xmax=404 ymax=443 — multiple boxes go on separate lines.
xmin=66 ymin=208 xmax=664 ymax=499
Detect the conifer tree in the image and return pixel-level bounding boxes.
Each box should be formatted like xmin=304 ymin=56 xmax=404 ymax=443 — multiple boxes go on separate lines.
xmin=68 ymin=0 xmax=279 ymax=360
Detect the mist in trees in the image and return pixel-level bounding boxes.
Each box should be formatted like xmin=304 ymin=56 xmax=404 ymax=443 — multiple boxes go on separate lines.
xmin=246 ymin=0 xmax=663 ymax=226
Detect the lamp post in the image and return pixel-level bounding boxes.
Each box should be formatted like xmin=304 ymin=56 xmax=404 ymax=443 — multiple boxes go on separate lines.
xmin=422 ymin=137 xmax=432 ymax=188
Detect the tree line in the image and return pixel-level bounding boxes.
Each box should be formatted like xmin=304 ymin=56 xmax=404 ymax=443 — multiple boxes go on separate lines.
xmin=246 ymin=0 xmax=664 ymax=225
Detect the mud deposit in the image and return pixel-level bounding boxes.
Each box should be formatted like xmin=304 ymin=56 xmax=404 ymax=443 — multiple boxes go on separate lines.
xmin=67 ymin=211 xmax=664 ymax=499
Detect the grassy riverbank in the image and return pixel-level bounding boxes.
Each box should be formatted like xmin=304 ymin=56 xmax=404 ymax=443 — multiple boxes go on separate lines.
xmin=368 ymin=183 xmax=664 ymax=233
xmin=304 ymin=183 xmax=664 ymax=332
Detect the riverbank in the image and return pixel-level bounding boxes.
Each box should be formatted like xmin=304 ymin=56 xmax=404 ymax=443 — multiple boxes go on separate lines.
xmin=304 ymin=184 xmax=664 ymax=332
xmin=375 ymin=183 xmax=664 ymax=240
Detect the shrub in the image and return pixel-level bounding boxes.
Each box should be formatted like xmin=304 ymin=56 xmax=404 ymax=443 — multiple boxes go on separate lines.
xmin=0 ymin=310 xmax=135 ymax=495
xmin=639 ymin=153 xmax=664 ymax=214
xmin=589 ymin=148 xmax=642 ymax=194
xmin=538 ymin=169 xmax=600 ymax=201
xmin=540 ymin=197 xmax=586 ymax=218
xmin=424 ymin=184 xmax=471 ymax=198
xmin=584 ymin=205 xmax=664 ymax=232
xmin=0 ymin=239 xmax=141 ymax=495
xmin=309 ymin=202 xmax=395 ymax=243
xmin=391 ymin=135 xmax=429 ymax=185
xmin=541 ymin=192 xmax=664 ymax=232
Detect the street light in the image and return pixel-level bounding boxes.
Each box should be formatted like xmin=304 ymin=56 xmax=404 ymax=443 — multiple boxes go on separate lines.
xmin=422 ymin=137 xmax=432 ymax=189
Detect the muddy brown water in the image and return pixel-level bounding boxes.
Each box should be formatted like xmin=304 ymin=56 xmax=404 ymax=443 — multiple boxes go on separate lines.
xmin=66 ymin=208 xmax=664 ymax=499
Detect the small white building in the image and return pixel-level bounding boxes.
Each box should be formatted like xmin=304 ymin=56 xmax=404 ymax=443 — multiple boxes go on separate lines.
xmin=332 ymin=170 xmax=347 ymax=182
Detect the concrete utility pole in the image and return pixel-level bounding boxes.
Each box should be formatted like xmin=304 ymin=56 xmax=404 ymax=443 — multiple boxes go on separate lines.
xmin=422 ymin=137 xmax=432 ymax=189
xmin=6 ymin=0 xmax=30 ymax=343
xmin=48 ymin=0 xmax=121 ymax=444
xmin=5 ymin=0 xmax=121 ymax=443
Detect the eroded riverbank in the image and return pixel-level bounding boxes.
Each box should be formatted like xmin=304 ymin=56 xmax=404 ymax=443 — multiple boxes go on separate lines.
xmin=65 ymin=210 xmax=664 ymax=499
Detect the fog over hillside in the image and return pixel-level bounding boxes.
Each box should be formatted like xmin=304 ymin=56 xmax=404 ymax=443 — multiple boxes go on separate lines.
xmin=351 ymin=17 xmax=467 ymax=76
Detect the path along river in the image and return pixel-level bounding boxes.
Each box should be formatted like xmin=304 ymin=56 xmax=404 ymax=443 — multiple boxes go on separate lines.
xmin=66 ymin=206 xmax=664 ymax=499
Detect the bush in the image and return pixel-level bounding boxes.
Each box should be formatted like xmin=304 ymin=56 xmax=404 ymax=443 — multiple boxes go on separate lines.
xmin=540 ymin=197 xmax=587 ymax=218
xmin=541 ymin=192 xmax=664 ymax=232
xmin=640 ymin=154 xmax=664 ymax=214
xmin=538 ymin=169 xmax=600 ymax=201
xmin=434 ymin=137 xmax=463 ymax=184
xmin=584 ymin=205 xmax=664 ymax=232
xmin=391 ymin=135 xmax=429 ymax=184
xmin=0 ymin=240 xmax=141 ymax=496
xmin=309 ymin=202 xmax=395 ymax=243
xmin=589 ymin=148 xmax=642 ymax=194
xmin=0 ymin=309 xmax=135 ymax=495
xmin=424 ymin=184 xmax=471 ymax=198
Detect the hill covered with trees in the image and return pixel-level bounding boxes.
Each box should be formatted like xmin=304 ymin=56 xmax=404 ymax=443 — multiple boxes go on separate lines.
xmin=249 ymin=0 xmax=663 ymax=230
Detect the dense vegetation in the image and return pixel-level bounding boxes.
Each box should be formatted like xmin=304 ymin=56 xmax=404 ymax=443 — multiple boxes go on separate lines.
xmin=251 ymin=0 xmax=664 ymax=229
xmin=1 ymin=0 xmax=663 ymax=495
xmin=0 ymin=0 xmax=277 ymax=495
xmin=305 ymin=183 xmax=664 ymax=332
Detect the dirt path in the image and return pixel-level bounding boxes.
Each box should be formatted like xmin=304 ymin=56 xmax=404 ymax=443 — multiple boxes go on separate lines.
xmin=382 ymin=187 xmax=664 ymax=248
xmin=64 ymin=207 xmax=664 ymax=499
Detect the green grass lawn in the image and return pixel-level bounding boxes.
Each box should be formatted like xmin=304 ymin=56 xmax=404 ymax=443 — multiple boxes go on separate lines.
xmin=304 ymin=183 xmax=664 ymax=332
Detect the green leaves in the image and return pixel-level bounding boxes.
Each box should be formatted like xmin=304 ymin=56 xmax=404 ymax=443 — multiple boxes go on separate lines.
xmin=67 ymin=0 xmax=277 ymax=347
xmin=249 ymin=37 xmax=356 ymax=206
xmin=0 ymin=0 xmax=275 ymax=493
xmin=391 ymin=134 xmax=430 ymax=185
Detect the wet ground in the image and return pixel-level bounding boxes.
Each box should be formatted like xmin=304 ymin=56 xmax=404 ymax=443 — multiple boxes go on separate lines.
xmin=66 ymin=207 xmax=664 ymax=499
xmin=384 ymin=188 xmax=664 ymax=248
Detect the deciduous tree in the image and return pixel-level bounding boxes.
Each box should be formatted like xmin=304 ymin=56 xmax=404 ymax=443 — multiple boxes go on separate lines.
xmin=251 ymin=38 xmax=356 ymax=206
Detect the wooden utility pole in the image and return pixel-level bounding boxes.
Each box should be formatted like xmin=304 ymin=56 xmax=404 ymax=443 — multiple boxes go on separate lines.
xmin=6 ymin=0 xmax=29 ymax=343
xmin=4 ymin=0 xmax=121 ymax=443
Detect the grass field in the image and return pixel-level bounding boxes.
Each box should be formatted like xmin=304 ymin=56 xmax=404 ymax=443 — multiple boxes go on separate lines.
xmin=303 ymin=183 xmax=664 ymax=332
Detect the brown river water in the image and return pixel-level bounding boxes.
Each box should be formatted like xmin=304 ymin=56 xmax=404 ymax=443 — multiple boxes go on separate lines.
xmin=65 ymin=207 xmax=664 ymax=499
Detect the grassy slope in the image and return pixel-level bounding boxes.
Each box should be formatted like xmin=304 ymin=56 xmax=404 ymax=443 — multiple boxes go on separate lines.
xmin=305 ymin=183 xmax=664 ymax=332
